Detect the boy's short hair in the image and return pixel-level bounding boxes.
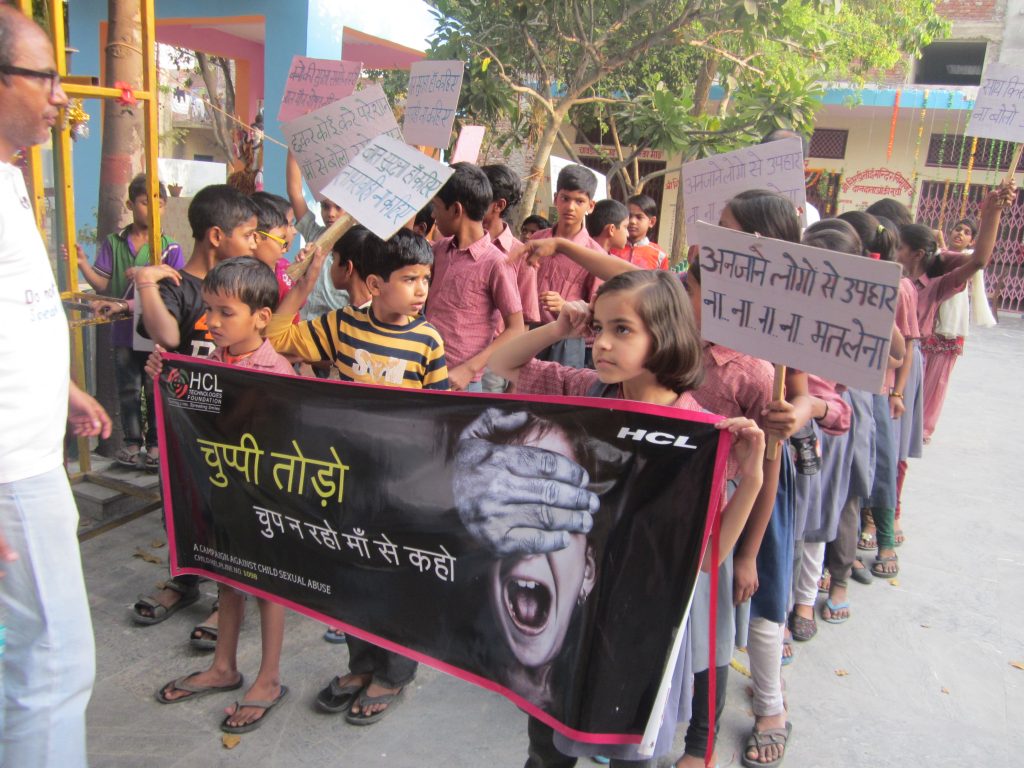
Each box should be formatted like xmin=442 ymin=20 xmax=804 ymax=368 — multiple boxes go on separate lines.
xmin=586 ymin=199 xmax=629 ymax=238
xmin=953 ymin=217 xmax=979 ymax=238
xmin=128 ymin=173 xmax=167 ymax=202
xmin=522 ymin=214 xmax=550 ymax=231
xmin=361 ymin=229 xmax=434 ymax=282
xmin=435 ymin=162 xmax=492 ymax=222
xmin=202 ymin=256 xmax=279 ymax=313
xmin=556 ymin=164 xmax=597 ymax=199
xmin=596 ymin=270 xmax=704 ymax=394
xmin=331 ymin=224 xmax=372 ymax=275
xmin=481 ymin=164 xmax=522 ymax=220
xmin=188 ymin=184 xmax=258 ymax=242
xmin=249 ymin=192 xmax=289 ymax=231
xmin=414 ymin=205 xmax=435 ymax=233
xmin=627 ymin=194 xmax=657 ymax=218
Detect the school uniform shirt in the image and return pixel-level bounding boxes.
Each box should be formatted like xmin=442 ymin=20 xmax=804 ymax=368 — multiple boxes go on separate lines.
xmin=913 ymin=269 xmax=975 ymax=338
xmin=610 ymin=237 xmax=669 ymax=270
xmin=806 ymin=375 xmax=851 ymax=435
xmin=426 ymin=233 xmax=522 ymax=381
xmin=136 ymin=271 xmax=216 ymax=358
xmin=210 ymin=338 xmax=296 ymax=377
xmin=529 ymin=227 xmax=604 ymax=325
xmin=492 ymin=222 xmax=540 ymax=325
xmin=268 ymin=303 xmax=449 ymax=390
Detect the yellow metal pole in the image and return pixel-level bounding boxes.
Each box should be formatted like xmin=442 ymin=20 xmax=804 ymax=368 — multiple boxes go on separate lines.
xmin=140 ymin=0 xmax=162 ymax=264
xmin=48 ymin=0 xmax=92 ymax=475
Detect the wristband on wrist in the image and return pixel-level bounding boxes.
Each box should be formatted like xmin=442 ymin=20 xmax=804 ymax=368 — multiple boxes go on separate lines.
xmin=815 ymin=402 xmax=829 ymax=422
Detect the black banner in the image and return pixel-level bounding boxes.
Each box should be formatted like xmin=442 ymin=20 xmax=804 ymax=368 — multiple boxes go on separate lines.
xmin=156 ymin=354 xmax=729 ymax=744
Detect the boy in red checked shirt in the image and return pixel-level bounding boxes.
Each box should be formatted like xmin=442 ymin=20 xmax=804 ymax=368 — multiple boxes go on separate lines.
xmin=426 ymin=163 xmax=524 ymax=391
xmin=529 ymin=164 xmax=604 ymax=368
xmin=610 ymin=193 xmax=669 ymax=270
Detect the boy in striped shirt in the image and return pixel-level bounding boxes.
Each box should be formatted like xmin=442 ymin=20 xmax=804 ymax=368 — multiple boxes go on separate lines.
xmin=268 ymin=229 xmax=448 ymax=390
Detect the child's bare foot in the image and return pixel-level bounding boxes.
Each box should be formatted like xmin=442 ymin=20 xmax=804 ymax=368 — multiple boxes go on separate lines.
xmin=857 ymin=515 xmax=877 ymax=551
xmin=676 ymin=751 xmax=717 ymax=768
xmin=190 ymin=608 xmax=220 ymax=648
xmin=223 ymin=678 xmax=285 ymax=729
xmin=822 ymin=583 xmax=850 ymax=623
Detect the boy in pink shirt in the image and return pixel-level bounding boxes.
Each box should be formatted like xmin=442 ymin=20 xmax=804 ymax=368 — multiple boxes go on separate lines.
xmin=530 ymin=164 xmax=604 ymax=368
xmin=426 ymin=163 xmax=524 ymax=391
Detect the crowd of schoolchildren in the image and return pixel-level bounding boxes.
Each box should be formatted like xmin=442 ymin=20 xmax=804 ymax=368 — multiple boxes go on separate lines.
xmin=77 ymin=147 xmax=1014 ymax=765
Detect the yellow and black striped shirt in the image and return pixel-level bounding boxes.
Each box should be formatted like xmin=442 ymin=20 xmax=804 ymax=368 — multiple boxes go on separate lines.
xmin=269 ymin=305 xmax=449 ymax=390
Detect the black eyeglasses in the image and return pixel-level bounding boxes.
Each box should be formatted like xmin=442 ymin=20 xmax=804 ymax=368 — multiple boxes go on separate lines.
xmin=0 ymin=65 xmax=62 ymax=98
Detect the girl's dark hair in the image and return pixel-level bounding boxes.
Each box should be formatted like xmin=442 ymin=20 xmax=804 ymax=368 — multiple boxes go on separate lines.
xmin=836 ymin=210 xmax=896 ymax=261
xmin=627 ymin=193 xmax=658 ymax=218
xmin=865 ymin=198 xmax=913 ymax=229
xmin=899 ymin=223 xmax=941 ymax=277
xmin=723 ymin=189 xmax=801 ymax=243
xmin=202 ymin=257 xmax=279 ymax=312
xmin=331 ymin=224 xmax=372 ymax=276
xmin=803 ymin=219 xmax=862 ymax=256
xmin=595 ymin=270 xmax=704 ymax=394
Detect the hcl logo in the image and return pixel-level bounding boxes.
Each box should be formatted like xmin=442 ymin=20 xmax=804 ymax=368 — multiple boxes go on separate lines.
xmin=617 ymin=427 xmax=697 ymax=449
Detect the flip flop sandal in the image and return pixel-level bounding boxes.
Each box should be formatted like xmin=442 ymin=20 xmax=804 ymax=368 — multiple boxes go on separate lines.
xmin=851 ymin=558 xmax=873 ymax=585
xmin=323 ymin=628 xmax=347 ymax=644
xmin=894 ymin=529 xmax=905 ymax=547
xmin=190 ymin=623 xmax=218 ymax=650
xmin=781 ymin=638 xmax=795 ymax=667
xmin=220 ymin=685 xmax=289 ymax=734
xmin=345 ymin=687 xmax=404 ymax=726
xmin=131 ymin=580 xmax=200 ymax=626
xmin=857 ymin=530 xmax=877 ymax=551
xmin=143 ymin=450 xmax=160 ymax=472
xmin=155 ymin=671 xmax=243 ymax=704
xmin=316 ymin=678 xmax=365 ymax=714
xmin=115 ymin=445 xmax=142 ymax=468
xmin=789 ymin=613 xmax=817 ymax=642
xmin=871 ymin=555 xmax=899 ymax=579
xmin=821 ymin=598 xmax=850 ymax=624
xmin=741 ymin=722 xmax=792 ymax=768
xmin=817 ymin=572 xmax=831 ymax=594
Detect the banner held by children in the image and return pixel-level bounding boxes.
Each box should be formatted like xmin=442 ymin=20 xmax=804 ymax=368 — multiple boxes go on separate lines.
xmin=965 ymin=62 xmax=1024 ymax=146
xmin=692 ymin=221 xmax=902 ymax=392
xmin=281 ymin=83 xmax=402 ymax=198
xmin=320 ymin=134 xmax=454 ymax=241
xmin=403 ymin=59 xmax=464 ymax=148
xmin=155 ymin=355 xmax=728 ymax=745
xmin=450 ymin=125 xmax=486 ymax=164
xmin=278 ymin=56 xmax=363 ymax=123
xmin=681 ymin=137 xmax=809 ymax=228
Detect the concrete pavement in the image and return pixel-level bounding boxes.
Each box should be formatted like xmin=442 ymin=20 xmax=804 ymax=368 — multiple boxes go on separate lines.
xmin=82 ymin=317 xmax=1024 ymax=767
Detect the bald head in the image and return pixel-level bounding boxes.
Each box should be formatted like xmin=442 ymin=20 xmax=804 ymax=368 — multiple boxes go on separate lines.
xmin=0 ymin=7 xmax=64 ymax=159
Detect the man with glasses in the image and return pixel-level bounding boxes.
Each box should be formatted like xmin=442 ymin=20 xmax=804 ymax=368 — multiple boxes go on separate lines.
xmin=0 ymin=8 xmax=109 ymax=767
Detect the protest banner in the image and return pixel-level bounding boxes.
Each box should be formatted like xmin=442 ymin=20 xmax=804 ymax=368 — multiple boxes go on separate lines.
xmin=277 ymin=56 xmax=363 ymax=123
xmin=403 ymin=59 xmax=464 ymax=148
xmin=155 ymin=354 xmax=729 ymax=746
xmin=691 ymin=221 xmax=903 ymax=392
xmin=320 ymin=134 xmax=454 ymax=241
xmin=281 ymin=83 xmax=402 ymax=198
xmin=681 ymin=137 xmax=809 ymax=228
xmin=965 ymin=62 xmax=1024 ymax=181
xmin=450 ymin=125 xmax=486 ymax=164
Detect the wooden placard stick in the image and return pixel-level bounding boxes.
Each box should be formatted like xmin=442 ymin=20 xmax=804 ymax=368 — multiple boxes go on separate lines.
xmin=1004 ymin=142 xmax=1022 ymax=185
xmin=765 ymin=363 xmax=786 ymax=461
xmin=285 ymin=212 xmax=357 ymax=282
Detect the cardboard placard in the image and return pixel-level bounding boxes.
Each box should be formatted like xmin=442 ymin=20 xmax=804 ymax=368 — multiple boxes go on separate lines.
xmin=692 ymin=222 xmax=903 ymax=391
xmin=281 ymin=83 xmax=402 ymax=198
xmin=681 ymin=138 xmax=808 ymax=228
xmin=965 ymin=62 xmax=1024 ymax=144
xmin=278 ymin=56 xmax=363 ymax=123
xmin=320 ymin=134 xmax=454 ymax=241
xmin=402 ymin=60 xmax=464 ymax=148
xmin=450 ymin=125 xmax=486 ymax=164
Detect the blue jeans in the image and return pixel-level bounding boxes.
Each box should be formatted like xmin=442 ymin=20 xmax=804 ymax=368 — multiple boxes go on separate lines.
xmin=114 ymin=345 xmax=156 ymax=448
xmin=0 ymin=466 xmax=94 ymax=768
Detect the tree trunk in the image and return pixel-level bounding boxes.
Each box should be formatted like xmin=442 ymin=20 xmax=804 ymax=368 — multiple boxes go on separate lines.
xmin=94 ymin=0 xmax=145 ymax=456
xmin=196 ymin=52 xmax=236 ymax=163
xmin=518 ymin=107 xmax=566 ymax=227
xmin=669 ymin=56 xmax=720 ymax=265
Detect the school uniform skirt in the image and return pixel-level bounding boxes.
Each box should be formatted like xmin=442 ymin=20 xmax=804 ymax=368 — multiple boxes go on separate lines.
xmin=867 ymin=392 xmax=898 ymax=510
xmin=751 ymin=450 xmax=796 ymax=624
xmin=802 ymin=391 xmax=855 ymax=543
xmin=896 ymin=344 xmax=925 ymax=460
